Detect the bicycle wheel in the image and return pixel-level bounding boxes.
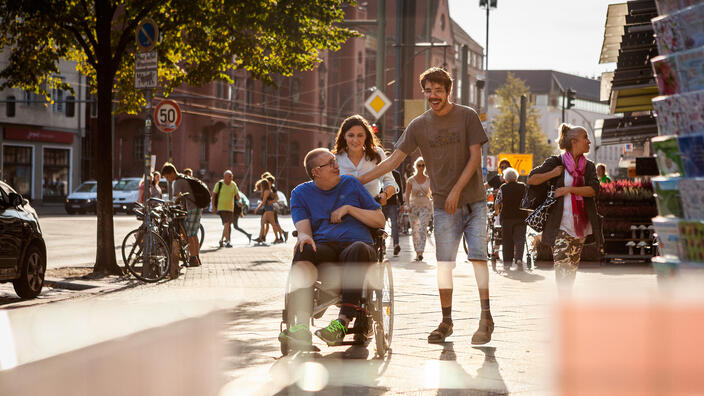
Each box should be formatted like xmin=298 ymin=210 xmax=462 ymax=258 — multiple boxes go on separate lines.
xmin=122 ymin=229 xmax=171 ymax=282
xmin=374 ymin=259 xmax=394 ymax=358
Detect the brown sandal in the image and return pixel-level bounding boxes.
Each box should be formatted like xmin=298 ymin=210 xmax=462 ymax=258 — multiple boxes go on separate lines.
xmin=427 ymin=321 xmax=453 ymax=344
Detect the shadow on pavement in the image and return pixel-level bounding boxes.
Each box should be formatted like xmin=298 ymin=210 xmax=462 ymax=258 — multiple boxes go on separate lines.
xmin=401 ymin=260 xmax=435 ymax=273
xmin=427 ymin=343 xmax=508 ymax=395
xmin=499 ymin=269 xmax=545 ymax=283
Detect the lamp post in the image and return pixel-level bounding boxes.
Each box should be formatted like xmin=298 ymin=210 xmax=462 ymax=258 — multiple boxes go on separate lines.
xmin=480 ymin=0 xmax=497 ymax=167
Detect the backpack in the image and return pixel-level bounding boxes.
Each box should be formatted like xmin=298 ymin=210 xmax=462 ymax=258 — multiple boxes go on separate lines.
xmin=521 ymin=155 xmax=562 ymax=210
xmin=179 ymin=175 xmax=211 ymax=209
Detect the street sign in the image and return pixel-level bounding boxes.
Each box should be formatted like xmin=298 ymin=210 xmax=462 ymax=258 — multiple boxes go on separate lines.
xmin=136 ymin=18 xmax=159 ymax=52
xmin=498 ymin=153 xmax=533 ymax=176
xmin=136 ymin=51 xmax=158 ymax=70
xmin=154 ymin=100 xmax=182 ymax=133
xmin=364 ymin=89 xmax=392 ymax=120
xmin=135 ymin=70 xmax=158 ymax=89
xmin=135 ymin=50 xmax=158 ymax=89
xmin=479 ymin=112 xmax=487 ymax=122
xmin=486 ymin=155 xmax=497 ymax=171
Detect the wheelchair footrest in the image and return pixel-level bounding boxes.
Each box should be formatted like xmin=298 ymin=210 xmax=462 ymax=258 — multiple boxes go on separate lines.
xmin=326 ymin=339 xmax=368 ymax=347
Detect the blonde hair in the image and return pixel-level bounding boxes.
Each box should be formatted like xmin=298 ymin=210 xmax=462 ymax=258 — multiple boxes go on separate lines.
xmin=413 ymin=157 xmax=426 ymax=176
xmin=558 ymin=123 xmax=585 ymax=151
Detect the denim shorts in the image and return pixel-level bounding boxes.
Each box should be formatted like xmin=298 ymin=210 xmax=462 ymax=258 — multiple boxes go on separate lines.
xmin=433 ymin=200 xmax=487 ymax=268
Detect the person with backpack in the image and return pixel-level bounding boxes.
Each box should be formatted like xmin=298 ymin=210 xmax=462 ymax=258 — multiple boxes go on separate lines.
xmin=161 ymin=162 xmax=208 ymax=268
xmin=526 ymin=124 xmax=602 ymax=294
xmin=212 ymin=170 xmax=251 ymax=247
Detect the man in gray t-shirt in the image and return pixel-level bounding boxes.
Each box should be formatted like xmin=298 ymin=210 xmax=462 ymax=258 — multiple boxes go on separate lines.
xmin=161 ymin=162 xmax=202 ymax=271
xmin=359 ymin=67 xmax=493 ymax=346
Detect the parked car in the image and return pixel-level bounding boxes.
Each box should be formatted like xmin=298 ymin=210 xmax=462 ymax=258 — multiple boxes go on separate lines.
xmin=0 ymin=180 xmax=47 ymax=299
xmin=65 ymin=180 xmax=97 ymax=214
xmin=112 ymin=177 xmax=141 ymax=214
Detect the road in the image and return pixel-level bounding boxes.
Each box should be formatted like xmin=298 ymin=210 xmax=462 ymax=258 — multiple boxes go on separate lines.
xmin=41 ymin=212 xmax=267 ymax=269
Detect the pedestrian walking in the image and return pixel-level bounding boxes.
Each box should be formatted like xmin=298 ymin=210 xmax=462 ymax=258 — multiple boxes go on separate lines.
xmin=359 ymin=67 xmax=493 ymax=345
xmin=254 ymin=178 xmax=285 ymax=244
xmin=383 ymin=156 xmax=404 ymax=256
xmin=264 ymin=174 xmax=288 ymax=243
xmin=487 ymin=160 xmax=511 ymax=190
xmin=526 ymin=123 xmax=602 ymax=294
xmin=596 ymin=163 xmax=612 ymax=183
xmin=138 ymin=171 xmax=162 ymax=204
xmin=404 ymin=157 xmax=432 ymax=262
xmin=212 ymin=170 xmax=252 ymax=247
xmin=183 ymin=168 xmax=193 ymax=177
xmin=494 ymin=167 xmax=528 ymax=270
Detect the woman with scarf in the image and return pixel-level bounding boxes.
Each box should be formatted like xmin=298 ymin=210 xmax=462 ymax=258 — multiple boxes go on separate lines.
xmin=526 ymin=124 xmax=602 ymax=293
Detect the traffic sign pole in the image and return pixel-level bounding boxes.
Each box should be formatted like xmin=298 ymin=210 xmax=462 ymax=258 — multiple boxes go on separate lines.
xmin=135 ymin=18 xmax=159 ymax=276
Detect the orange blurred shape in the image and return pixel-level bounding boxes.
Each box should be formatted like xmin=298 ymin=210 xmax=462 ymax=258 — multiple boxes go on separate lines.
xmin=558 ymin=302 xmax=704 ymax=396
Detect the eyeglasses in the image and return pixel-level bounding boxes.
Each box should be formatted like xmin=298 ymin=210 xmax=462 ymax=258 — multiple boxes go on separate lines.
xmin=417 ymin=164 xmax=425 ymax=168
xmin=422 ymin=88 xmax=446 ymax=96
xmin=316 ymin=157 xmax=338 ymax=170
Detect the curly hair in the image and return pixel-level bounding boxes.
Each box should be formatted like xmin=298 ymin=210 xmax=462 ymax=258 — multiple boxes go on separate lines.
xmin=332 ymin=114 xmax=382 ymax=164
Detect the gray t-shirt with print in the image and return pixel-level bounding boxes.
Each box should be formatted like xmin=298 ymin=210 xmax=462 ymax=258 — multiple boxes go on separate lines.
xmin=172 ymin=176 xmax=197 ymax=211
xmin=395 ymin=104 xmax=488 ymax=208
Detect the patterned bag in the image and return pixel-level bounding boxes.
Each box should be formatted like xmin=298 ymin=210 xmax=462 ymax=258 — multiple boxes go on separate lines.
xmin=525 ymin=186 xmax=557 ymax=232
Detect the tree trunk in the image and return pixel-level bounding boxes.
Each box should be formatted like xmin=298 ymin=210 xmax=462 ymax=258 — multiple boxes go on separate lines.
xmin=92 ymin=0 xmax=122 ymax=275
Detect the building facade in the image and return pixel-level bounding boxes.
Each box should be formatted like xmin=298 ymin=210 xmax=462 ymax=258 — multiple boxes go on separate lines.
xmin=487 ymin=70 xmax=619 ymax=173
xmin=0 ymin=55 xmax=87 ymax=203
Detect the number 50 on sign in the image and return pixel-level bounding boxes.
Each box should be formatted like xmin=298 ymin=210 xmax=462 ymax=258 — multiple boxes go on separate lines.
xmin=154 ymin=99 xmax=182 ymax=133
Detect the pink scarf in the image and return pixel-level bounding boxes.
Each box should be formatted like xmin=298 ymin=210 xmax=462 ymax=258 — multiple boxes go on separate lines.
xmin=562 ymin=152 xmax=589 ymax=237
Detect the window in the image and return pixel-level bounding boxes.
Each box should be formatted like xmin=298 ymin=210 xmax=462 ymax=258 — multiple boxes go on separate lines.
xmin=290 ymin=78 xmax=301 ymax=103
xmin=2 ymin=145 xmax=33 ymax=198
xmin=260 ymin=136 xmax=267 ymax=169
xmin=200 ymin=134 xmax=209 ymax=163
xmin=43 ymin=148 xmax=70 ymax=202
xmin=245 ymin=135 xmax=253 ymax=164
xmin=290 ymin=141 xmax=300 ymax=167
xmin=246 ymin=78 xmax=254 ymax=107
xmin=536 ymin=95 xmax=548 ymax=106
xmin=52 ymin=78 xmax=65 ymax=113
xmin=133 ymin=138 xmax=144 ymax=161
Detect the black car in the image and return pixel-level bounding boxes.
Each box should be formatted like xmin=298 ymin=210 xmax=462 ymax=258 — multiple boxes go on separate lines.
xmin=0 ymin=180 xmax=47 ymax=298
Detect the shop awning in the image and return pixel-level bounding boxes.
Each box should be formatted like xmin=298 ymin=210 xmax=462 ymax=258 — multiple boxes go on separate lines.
xmin=599 ymin=3 xmax=628 ymax=64
xmin=599 ymin=114 xmax=658 ymax=145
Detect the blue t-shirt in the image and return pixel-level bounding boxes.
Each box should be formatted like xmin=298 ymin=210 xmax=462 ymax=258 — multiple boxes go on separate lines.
xmin=290 ymin=175 xmax=381 ymax=244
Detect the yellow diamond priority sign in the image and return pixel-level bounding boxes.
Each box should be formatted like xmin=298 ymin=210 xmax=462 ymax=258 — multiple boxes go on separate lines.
xmin=364 ymin=89 xmax=391 ymax=120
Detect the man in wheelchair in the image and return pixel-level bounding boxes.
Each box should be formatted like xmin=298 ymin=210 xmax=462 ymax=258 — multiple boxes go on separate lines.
xmin=279 ymin=148 xmax=386 ymax=350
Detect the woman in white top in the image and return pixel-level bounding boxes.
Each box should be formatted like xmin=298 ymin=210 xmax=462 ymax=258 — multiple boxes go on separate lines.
xmin=404 ymin=157 xmax=432 ymax=261
xmin=333 ymin=114 xmax=398 ymax=203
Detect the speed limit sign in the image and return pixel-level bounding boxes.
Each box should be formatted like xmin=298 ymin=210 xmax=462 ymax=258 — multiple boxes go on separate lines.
xmin=154 ymin=99 xmax=182 ymax=133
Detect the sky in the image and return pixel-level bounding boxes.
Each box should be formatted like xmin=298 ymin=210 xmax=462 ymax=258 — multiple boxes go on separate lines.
xmin=449 ymin=0 xmax=618 ymax=78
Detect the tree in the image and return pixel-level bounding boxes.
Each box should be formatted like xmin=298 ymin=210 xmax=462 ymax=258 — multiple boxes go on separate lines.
xmin=0 ymin=0 xmax=355 ymax=275
xmin=489 ymin=72 xmax=555 ymax=165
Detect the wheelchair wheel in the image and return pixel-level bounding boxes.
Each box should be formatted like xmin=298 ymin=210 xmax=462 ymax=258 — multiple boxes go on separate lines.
xmin=373 ymin=259 xmax=394 ymax=358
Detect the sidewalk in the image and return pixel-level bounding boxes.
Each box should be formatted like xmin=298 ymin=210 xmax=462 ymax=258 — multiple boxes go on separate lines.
xmin=7 ymin=231 xmax=662 ymax=395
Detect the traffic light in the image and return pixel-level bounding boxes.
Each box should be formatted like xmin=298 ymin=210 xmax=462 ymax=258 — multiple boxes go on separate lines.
xmin=65 ymin=95 xmax=75 ymax=117
xmin=372 ymin=123 xmax=382 ymax=139
xmin=6 ymin=96 xmax=15 ymax=117
xmin=566 ymin=88 xmax=576 ymax=109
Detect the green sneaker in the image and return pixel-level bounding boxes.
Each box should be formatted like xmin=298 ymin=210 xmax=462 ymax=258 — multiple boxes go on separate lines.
xmin=279 ymin=324 xmax=312 ymax=349
xmin=315 ymin=319 xmax=348 ymax=345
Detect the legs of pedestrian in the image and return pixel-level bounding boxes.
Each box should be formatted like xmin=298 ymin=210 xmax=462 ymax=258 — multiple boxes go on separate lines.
xmin=410 ymin=206 xmax=429 ymax=261
xmin=383 ymin=204 xmax=401 ymax=256
xmin=552 ymin=230 xmax=585 ymax=296
xmin=501 ymin=219 xmax=515 ymax=268
xmin=431 ymin=202 xmax=493 ymax=345
xmin=232 ymin=206 xmax=252 ymax=243
xmin=513 ymin=222 xmax=527 ymax=270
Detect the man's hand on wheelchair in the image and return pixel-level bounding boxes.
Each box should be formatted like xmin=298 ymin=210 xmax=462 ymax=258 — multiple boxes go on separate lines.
xmin=295 ymin=233 xmax=316 ymax=252
xmin=330 ymin=205 xmax=350 ymax=224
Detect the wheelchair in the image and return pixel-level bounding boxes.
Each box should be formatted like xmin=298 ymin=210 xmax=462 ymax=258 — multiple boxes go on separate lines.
xmin=280 ymin=229 xmax=394 ymax=358
xmin=486 ymin=201 xmax=502 ymax=269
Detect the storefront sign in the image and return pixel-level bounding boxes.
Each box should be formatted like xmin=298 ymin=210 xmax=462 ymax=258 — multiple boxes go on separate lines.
xmin=498 ymin=153 xmax=533 ymax=176
xmin=4 ymin=127 xmax=74 ymax=144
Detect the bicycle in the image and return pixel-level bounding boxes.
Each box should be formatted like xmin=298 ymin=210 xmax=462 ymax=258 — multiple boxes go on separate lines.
xmin=121 ymin=202 xmax=171 ymax=282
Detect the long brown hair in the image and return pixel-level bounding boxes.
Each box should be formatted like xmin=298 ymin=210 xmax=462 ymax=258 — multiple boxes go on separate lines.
xmin=332 ymin=114 xmax=382 ymax=163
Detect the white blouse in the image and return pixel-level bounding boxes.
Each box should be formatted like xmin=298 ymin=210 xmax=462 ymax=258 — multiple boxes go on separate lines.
xmin=336 ymin=147 xmax=399 ymax=198
xmin=560 ymin=171 xmax=593 ymax=238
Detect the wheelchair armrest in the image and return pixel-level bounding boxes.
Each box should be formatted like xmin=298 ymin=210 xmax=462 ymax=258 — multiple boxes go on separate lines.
xmin=291 ymin=228 xmax=386 ymax=240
